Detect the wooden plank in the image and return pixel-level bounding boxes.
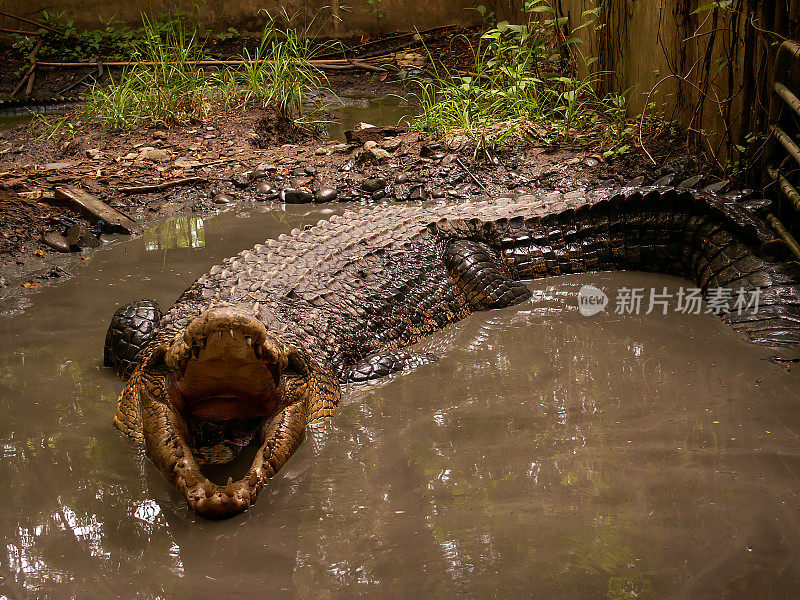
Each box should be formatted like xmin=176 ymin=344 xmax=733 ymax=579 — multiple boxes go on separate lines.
xmin=53 ymin=186 xmax=141 ymax=235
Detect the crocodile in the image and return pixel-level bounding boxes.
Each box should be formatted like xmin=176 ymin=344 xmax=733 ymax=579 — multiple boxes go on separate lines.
xmin=104 ymin=186 xmax=800 ymax=518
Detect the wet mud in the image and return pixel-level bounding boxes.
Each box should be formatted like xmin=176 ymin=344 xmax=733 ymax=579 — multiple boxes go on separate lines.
xmin=0 ymin=204 xmax=798 ymax=599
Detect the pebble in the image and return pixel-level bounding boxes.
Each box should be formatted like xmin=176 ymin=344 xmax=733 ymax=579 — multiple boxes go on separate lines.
xmin=395 ymin=173 xmax=409 ymax=184
xmin=281 ymin=188 xmax=313 ymax=204
xmin=291 ymin=167 xmax=307 ymax=176
xmin=212 ymin=193 xmax=234 ymax=204
xmin=138 ymin=148 xmax=171 ymax=162
xmin=372 ymin=190 xmax=386 ymax=201
xmin=314 ymin=187 xmax=338 ymax=203
xmin=42 ymin=231 xmax=71 ymax=253
xmin=431 ymin=188 xmax=447 ymax=199
xmin=332 ymin=144 xmax=350 ymax=153
xmin=255 ymin=181 xmax=276 ymax=195
xmin=381 ymin=138 xmax=402 ymax=152
xmin=362 ymin=177 xmax=387 ymax=193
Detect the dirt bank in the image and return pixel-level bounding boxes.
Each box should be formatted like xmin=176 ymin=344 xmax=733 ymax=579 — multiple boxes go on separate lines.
xmin=0 ymin=69 xmax=695 ymax=312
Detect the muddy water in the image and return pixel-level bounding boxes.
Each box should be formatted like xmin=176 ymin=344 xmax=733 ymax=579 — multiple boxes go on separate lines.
xmin=323 ymin=95 xmax=419 ymax=141
xmin=0 ymin=204 xmax=799 ymax=599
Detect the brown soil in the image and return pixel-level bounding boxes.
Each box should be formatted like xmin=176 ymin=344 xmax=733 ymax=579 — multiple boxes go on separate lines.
xmin=0 ymin=34 xmax=697 ymax=307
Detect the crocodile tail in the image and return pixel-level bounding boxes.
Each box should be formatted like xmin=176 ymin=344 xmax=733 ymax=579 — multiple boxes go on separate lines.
xmin=478 ymin=188 xmax=799 ymax=347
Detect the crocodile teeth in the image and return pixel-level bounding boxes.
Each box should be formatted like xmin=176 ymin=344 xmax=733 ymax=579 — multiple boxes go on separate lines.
xmin=245 ymin=336 xmax=253 ymax=347
xmin=248 ymin=471 xmax=258 ymax=487
xmin=175 ymin=446 xmax=184 ymax=458
xmin=218 ymin=330 xmax=223 ymax=338
xmin=203 ymin=481 xmax=214 ymax=498
xmin=225 ymin=477 xmax=235 ymax=497
xmin=184 ymin=471 xmax=197 ymax=487
xmin=229 ymin=329 xmax=235 ymax=338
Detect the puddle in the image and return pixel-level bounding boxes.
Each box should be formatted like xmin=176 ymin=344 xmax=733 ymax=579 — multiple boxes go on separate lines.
xmin=322 ymin=95 xmax=419 ymax=141
xmin=0 ymin=113 xmax=37 ymax=131
xmin=0 ymin=204 xmax=798 ymax=598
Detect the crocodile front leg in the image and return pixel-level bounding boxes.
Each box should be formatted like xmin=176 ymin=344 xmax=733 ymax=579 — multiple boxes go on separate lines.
xmin=104 ymin=300 xmax=162 ymax=378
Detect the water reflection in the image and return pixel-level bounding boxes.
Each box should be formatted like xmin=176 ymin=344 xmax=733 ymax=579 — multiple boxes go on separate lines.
xmin=143 ymin=216 xmax=205 ymax=251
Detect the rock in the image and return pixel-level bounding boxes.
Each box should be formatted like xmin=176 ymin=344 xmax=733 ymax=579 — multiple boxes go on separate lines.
xmin=292 ymin=176 xmax=315 ymax=188
xmin=281 ymin=188 xmax=313 ymax=204
xmin=231 ymin=173 xmax=250 ymax=188
xmin=345 ymin=125 xmax=406 ymax=145
xmin=431 ymin=188 xmax=447 ymax=199
xmin=42 ymin=231 xmax=71 ymax=253
xmin=409 ymin=186 xmax=428 ymax=201
xmin=174 ymin=157 xmax=202 ymax=168
xmin=250 ymin=163 xmax=277 ymax=180
xmin=361 ymin=177 xmax=387 ymax=193
xmin=420 ymin=143 xmax=443 ymax=157
xmin=315 ymin=147 xmax=329 ymax=156
xmin=255 ymin=181 xmax=277 ymax=196
xmin=291 ymin=167 xmax=306 ymax=176
xmin=372 ymin=190 xmax=386 ymax=201
xmin=364 ymin=140 xmax=378 ymax=150
xmin=381 ymin=137 xmax=402 ymax=152
xmin=305 ymin=166 xmax=317 ymax=175
xmin=395 ymin=173 xmax=409 ymax=184
xmin=314 ymin=187 xmax=338 ymax=203
xmin=441 ymin=154 xmax=458 ymax=166
xmin=65 ymin=224 xmax=100 ymax=249
xmin=86 ymin=148 xmax=103 ymax=159
xmin=138 ymin=147 xmax=172 ymax=162
xmin=212 ymin=193 xmax=234 ymax=204
xmin=332 ymin=144 xmax=350 ymax=153
xmin=446 ymin=135 xmax=468 ymax=151
xmin=42 ymin=162 xmax=73 ymax=171
xmin=364 ymin=146 xmax=391 ymax=163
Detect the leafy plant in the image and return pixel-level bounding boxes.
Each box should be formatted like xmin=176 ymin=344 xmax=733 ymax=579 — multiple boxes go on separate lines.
xmin=412 ymin=0 xmax=647 ymax=156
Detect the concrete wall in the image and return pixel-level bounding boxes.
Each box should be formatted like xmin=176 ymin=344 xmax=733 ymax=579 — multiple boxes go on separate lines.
xmin=1 ymin=0 xmax=481 ymax=38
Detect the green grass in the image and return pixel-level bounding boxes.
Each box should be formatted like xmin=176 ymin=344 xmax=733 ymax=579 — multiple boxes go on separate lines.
xmin=411 ymin=1 xmax=649 ymax=157
xmin=40 ymin=12 xmax=328 ymax=136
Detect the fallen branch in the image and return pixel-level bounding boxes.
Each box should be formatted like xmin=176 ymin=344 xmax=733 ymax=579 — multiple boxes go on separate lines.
xmin=455 ymin=157 xmax=488 ymax=193
xmin=0 ymin=10 xmax=62 ymax=34
xmin=119 ymin=176 xmax=206 ymax=194
xmin=35 ymin=57 xmax=392 ymax=71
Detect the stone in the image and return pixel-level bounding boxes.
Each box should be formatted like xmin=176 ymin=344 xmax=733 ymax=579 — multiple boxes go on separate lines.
xmin=86 ymin=148 xmax=103 ymax=159
xmin=305 ymin=166 xmax=317 ymax=175
xmin=381 ymin=138 xmax=402 ymax=152
xmin=314 ymin=187 xmax=338 ymax=203
xmin=42 ymin=162 xmax=72 ymax=171
xmin=65 ymin=224 xmax=92 ymax=248
xmin=409 ymin=186 xmax=427 ymax=201
xmin=212 ymin=193 xmax=234 ymax=204
xmin=365 ymin=146 xmax=391 ymax=163
xmin=42 ymin=231 xmax=71 ymax=253
xmin=361 ymin=177 xmax=387 ymax=193
xmin=138 ymin=148 xmax=172 ymax=162
xmin=255 ymin=181 xmax=275 ymax=193
xmin=364 ymin=141 xmax=378 ymax=150
xmin=231 ymin=173 xmax=250 ymax=188
xmin=371 ymin=190 xmax=386 ymax=201
xmin=431 ymin=188 xmax=447 ymax=199
xmin=395 ymin=173 xmax=409 ymax=184
xmin=291 ymin=167 xmax=307 ymax=176
xmin=332 ymin=144 xmax=350 ymax=153
xmin=292 ymin=176 xmax=315 ymax=188
xmin=281 ymin=188 xmax=313 ymax=204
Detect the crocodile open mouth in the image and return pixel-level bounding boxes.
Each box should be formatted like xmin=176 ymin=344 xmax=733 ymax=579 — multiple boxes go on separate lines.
xmin=171 ymin=328 xmax=281 ymax=421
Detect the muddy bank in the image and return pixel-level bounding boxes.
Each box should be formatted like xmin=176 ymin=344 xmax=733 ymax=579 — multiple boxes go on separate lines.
xmin=0 ymin=69 xmax=692 ymax=309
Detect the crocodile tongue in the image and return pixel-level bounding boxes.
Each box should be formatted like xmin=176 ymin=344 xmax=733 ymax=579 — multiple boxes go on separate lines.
xmin=163 ymin=306 xmax=288 ymax=430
